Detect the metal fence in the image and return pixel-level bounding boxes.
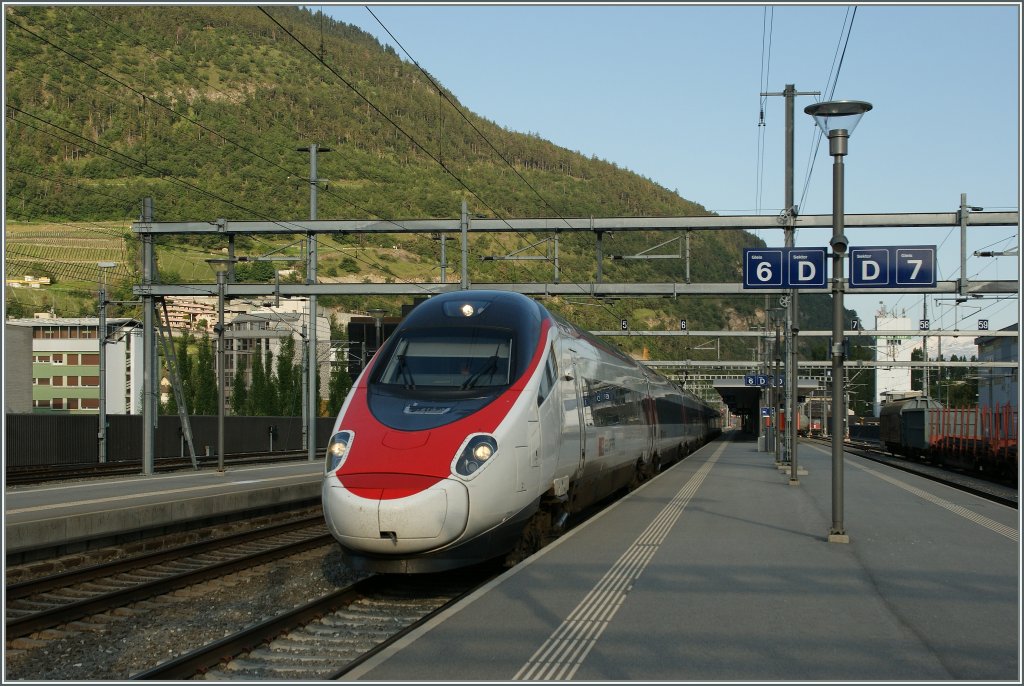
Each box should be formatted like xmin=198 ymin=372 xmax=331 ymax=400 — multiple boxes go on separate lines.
xmin=4 ymin=414 xmax=336 ymax=468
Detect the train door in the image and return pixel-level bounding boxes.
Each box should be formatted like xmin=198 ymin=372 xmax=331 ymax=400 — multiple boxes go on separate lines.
xmin=641 ymin=378 xmax=656 ymax=458
xmin=560 ymin=348 xmax=586 ymax=479
xmin=529 ymin=344 xmax=560 ymax=495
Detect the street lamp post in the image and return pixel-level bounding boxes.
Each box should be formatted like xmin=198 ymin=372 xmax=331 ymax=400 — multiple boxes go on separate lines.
xmin=97 ymin=261 xmax=116 ymax=463
xmin=804 ymin=99 xmax=872 ymax=544
xmin=206 ymin=258 xmax=236 ymax=473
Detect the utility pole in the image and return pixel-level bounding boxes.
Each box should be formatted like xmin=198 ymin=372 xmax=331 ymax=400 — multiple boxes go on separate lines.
xmin=761 ymin=83 xmax=819 ymax=484
xmin=460 ymin=200 xmax=469 ymax=289
xmin=141 ymin=197 xmax=156 ymax=476
xmin=97 ymin=261 xmax=116 ymax=463
xmin=301 ymin=323 xmax=308 ymax=451
xmin=922 ymin=296 xmax=930 ymax=399
xmin=298 ymin=144 xmax=330 ymax=462
xmin=440 ymin=234 xmax=447 ymax=284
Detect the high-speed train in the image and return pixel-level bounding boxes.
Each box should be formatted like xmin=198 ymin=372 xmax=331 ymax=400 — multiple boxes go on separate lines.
xmin=322 ymin=291 xmax=721 ymax=573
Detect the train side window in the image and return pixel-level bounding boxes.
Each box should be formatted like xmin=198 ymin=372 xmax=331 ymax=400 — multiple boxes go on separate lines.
xmin=537 ymin=346 xmax=557 ymax=405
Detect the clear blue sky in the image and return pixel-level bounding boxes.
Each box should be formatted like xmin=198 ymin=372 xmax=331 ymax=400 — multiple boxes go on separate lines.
xmin=323 ymin=3 xmax=1020 ymax=350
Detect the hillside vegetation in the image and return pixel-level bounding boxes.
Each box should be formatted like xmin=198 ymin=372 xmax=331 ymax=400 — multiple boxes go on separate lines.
xmin=4 ymin=4 xmax=862 ymax=368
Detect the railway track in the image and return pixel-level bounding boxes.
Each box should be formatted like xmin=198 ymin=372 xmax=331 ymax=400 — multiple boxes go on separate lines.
xmin=131 ymin=568 xmax=497 ymax=680
xmin=806 ymin=437 xmax=1018 ymax=508
xmin=4 ymin=450 xmax=309 ymax=486
xmin=5 ymin=515 xmax=331 ymax=639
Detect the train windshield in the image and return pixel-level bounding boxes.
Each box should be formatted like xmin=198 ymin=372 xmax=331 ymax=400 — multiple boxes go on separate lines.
xmin=374 ymin=328 xmax=513 ymax=391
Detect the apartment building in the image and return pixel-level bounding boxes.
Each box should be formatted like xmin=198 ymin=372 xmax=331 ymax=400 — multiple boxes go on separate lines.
xmin=6 ymin=315 xmax=143 ymax=414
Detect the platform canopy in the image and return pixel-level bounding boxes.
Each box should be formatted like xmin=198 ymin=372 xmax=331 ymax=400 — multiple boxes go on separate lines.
xmin=713 ymin=378 xmax=821 ymax=419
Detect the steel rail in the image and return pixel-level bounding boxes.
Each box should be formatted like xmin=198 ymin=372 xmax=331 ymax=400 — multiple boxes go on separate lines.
xmin=5 ymin=530 xmax=332 ymax=639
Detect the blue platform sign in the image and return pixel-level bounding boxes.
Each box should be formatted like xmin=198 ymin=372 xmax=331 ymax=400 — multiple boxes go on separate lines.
xmin=743 ymin=249 xmax=784 ymax=289
xmin=895 ymin=247 xmax=937 ymax=287
xmin=787 ymin=248 xmax=827 ymax=288
xmin=849 ymin=246 xmax=936 ymax=289
xmin=743 ymin=247 xmax=828 ymax=289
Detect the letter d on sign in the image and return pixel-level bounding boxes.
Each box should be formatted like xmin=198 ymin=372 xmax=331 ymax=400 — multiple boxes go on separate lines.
xmin=861 ymin=260 xmax=879 ymax=281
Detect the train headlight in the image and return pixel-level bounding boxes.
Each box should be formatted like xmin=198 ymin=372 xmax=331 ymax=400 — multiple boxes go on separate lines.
xmin=442 ymin=300 xmax=490 ymax=318
xmin=324 ymin=430 xmax=354 ymax=475
xmin=453 ymin=435 xmax=498 ymax=479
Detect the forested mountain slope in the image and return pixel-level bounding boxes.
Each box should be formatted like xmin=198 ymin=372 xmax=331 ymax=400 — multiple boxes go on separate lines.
xmin=5 ymin=4 xmax=861 ymax=367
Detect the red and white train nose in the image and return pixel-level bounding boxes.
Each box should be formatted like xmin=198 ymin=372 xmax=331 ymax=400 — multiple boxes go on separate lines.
xmin=323 ymin=475 xmax=470 ymax=554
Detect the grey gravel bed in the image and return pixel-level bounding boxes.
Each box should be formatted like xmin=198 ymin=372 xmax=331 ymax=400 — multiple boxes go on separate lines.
xmin=4 ymin=543 xmax=362 ymax=681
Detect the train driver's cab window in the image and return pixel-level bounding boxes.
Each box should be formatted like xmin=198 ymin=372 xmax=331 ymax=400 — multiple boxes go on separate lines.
xmin=376 ymin=329 xmax=513 ymax=390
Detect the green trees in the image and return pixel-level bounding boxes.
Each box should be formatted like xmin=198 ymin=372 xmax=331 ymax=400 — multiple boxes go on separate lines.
xmin=230 ymin=355 xmax=249 ymax=414
xmin=246 ymin=345 xmax=270 ymax=416
xmin=275 ymin=336 xmax=303 ymax=416
xmin=163 ymin=333 xmax=305 ymax=416
xmin=327 ymin=363 xmax=353 ymax=417
xmin=192 ymin=332 xmax=217 ymax=415
xmin=162 ymin=331 xmax=215 ymax=415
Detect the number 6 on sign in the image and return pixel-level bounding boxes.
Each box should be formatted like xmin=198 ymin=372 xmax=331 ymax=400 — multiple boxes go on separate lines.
xmin=743 ymin=249 xmax=784 ymax=288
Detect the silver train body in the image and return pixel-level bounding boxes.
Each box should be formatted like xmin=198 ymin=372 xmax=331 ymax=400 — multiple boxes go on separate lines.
xmin=322 ymin=291 xmax=721 ymax=573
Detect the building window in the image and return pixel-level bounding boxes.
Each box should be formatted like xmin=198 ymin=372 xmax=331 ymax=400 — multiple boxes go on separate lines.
xmin=52 ymin=398 xmax=64 ymax=409
xmin=36 ymin=377 xmax=50 ymax=386
xmin=68 ymin=398 xmax=79 ymax=410
xmin=81 ymin=398 xmax=99 ymax=409
xmin=52 ymin=376 xmax=63 ymax=386
xmin=67 ymin=377 xmax=79 ymax=387
xmin=82 ymin=353 xmax=99 ymax=365
xmin=34 ymin=354 xmax=51 ymax=363
xmin=33 ymin=399 xmax=51 ymax=408
xmin=82 ymin=376 xmax=99 ymax=387
xmin=52 ymin=353 xmax=64 ymax=364
xmin=68 ymin=353 xmax=79 ymax=365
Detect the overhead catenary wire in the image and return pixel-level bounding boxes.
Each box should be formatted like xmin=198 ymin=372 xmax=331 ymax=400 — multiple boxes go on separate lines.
xmin=361 ymin=6 xmax=621 ymax=307
xmin=73 ymin=5 xmax=531 ymax=288
xmin=362 ymin=5 xmax=565 ymax=286
xmin=256 ymin=7 xmax=534 ymax=287
xmin=263 ymin=6 xmax=632 ymax=327
xmin=360 ymin=7 xmax=646 ymax=327
xmin=8 ymin=9 xmax=428 ymax=253
xmin=6 ymin=105 xmax=446 ymax=306
xmin=9 ymin=6 xmax=657 ymax=333
xmin=797 ymin=6 xmax=857 ymax=215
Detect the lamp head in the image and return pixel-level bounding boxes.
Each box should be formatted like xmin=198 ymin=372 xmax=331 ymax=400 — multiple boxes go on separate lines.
xmin=830 ymin=233 xmax=850 ymax=255
xmin=205 ymin=258 xmax=235 ymax=274
xmin=804 ymin=100 xmax=873 ymax=136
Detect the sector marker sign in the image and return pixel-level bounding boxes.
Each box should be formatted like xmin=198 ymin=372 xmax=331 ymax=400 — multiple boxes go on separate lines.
xmin=743 ymin=248 xmax=827 ymax=289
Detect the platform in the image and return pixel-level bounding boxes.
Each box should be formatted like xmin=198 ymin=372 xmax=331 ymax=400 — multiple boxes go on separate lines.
xmin=3 ymin=460 xmax=323 ymax=560
xmin=345 ymin=433 xmax=1020 ymax=681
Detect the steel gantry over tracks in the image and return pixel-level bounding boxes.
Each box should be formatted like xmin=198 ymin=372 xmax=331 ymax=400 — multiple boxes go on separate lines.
xmin=131 ymin=205 xmax=1019 ymax=474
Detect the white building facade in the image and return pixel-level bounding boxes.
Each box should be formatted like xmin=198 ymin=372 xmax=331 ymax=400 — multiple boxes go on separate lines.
xmin=7 ymin=316 xmax=144 ymax=414
xmin=874 ymin=307 xmax=917 ymax=416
